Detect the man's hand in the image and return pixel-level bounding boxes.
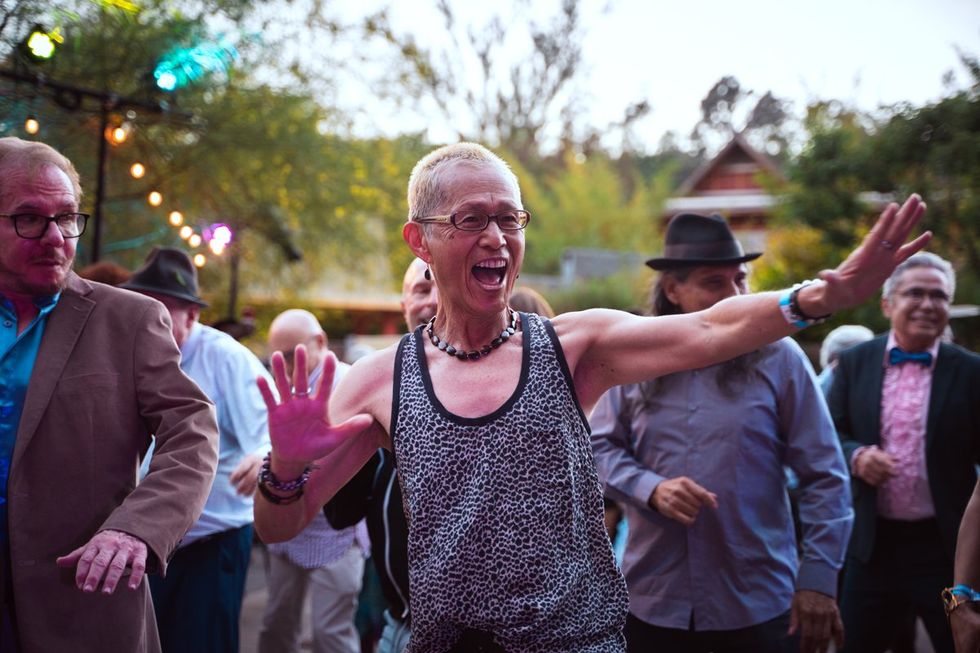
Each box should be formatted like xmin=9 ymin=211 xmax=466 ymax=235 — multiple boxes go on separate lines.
xmin=648 ymin=477 xmax=718 ymax=526
xmin=789 ymin=589 xmax=845 ymax=653
xmin=854 ymin=446 xmax=897 ymax=487
xmin=951 ymin=605 xmax=980 ymax=653
xmin=56 ymin=529 xmax=148 ymax=594
xmin=256 ymin=346 xmax=373 ymax=480
xmin=230 ymin=452 xmax=263 ymax=496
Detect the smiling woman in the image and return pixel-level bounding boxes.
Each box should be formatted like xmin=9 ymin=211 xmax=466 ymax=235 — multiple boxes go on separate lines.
xmin=254 ymin=141 xmax=931 ymax=653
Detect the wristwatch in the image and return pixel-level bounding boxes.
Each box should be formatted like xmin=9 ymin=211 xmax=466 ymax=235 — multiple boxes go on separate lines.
xmin=942 ymin=584 xmax=980 ymax=616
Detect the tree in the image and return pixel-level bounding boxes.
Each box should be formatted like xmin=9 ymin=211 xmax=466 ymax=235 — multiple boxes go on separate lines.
xmin=689 ymin=75 xmax=792 ymax=160
xmin=772 ymin=54 xmax=980 ymax=347
xmin=362 ymin=0 xmax=650 ymax=171
xmin=0 ymin=1 xmax=431 ymax=317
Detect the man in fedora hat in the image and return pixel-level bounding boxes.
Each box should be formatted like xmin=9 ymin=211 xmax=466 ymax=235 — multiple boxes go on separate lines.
xmin=123 ymin=247 xmax=273 ymax=653
xmin=0 ymin=137 xmax=217 ymax=652
xmin=591 ymin=213 xmax=853 ymax=653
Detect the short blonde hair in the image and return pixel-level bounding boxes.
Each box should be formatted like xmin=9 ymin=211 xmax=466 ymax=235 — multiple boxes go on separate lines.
xmin=407 ymin=142 xmax=520 ymax=220
xmin=0 ymin=137 xmax=82 ymax=205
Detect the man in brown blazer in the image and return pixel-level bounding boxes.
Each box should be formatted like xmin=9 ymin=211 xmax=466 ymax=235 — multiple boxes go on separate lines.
xmin=0 ymin=137 xmax=219 ymax=652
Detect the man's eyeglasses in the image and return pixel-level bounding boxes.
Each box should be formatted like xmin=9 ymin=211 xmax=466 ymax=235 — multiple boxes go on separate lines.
xmin=897 ymin=287 xmax=951 ymax=304
xmin=414 ymin=210 xmax=531 ymax=232
xmin=0 ymin=212 xmax=90 ymax=239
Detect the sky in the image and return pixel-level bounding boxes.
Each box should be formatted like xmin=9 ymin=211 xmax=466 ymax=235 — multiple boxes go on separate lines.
xmin=334 ymin=0 xmax=979 ymax=153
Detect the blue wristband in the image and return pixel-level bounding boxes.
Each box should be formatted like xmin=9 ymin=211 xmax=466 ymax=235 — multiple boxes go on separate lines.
xmin=779 ymin=288 xmax=809 ymax=329
xmin=951 ymin=584 xmax=980 ymax=601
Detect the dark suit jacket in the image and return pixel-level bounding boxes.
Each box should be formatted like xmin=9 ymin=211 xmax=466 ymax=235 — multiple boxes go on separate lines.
xmin=828 ymin=334 xmax=980 ymax=564
xmin=4 ymin=274 xmax=219 ymax=653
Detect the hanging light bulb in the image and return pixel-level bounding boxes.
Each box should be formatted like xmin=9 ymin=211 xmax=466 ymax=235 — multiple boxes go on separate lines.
xmin=188 ymin=233 xmax=202 ymax=248
xmin=168 ymin=211 xmax=184 ymax=226
xmin=130 ymin=162 xmax=146 ymax=178
xmin=105 ymin=121 xmax=132 ymax=145
xmin=147 ymin=191 xmax=163 ymax=207
xmin=24 ymin=116 xmax=40 ymax=135
xmin=208 ymin=240 xmax=226 ymax=256
xmin=193 ymin=254 xmax=206 ymax=268
xmin=179 ymin=225 xmax=193 ymax=239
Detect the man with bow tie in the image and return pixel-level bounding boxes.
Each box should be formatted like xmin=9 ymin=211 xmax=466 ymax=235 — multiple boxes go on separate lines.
xmin=829 ymin=251 xmax=980 ymax=653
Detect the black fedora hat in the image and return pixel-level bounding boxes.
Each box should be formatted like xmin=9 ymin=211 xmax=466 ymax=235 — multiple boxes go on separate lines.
xmin=645 ymin=213 xmax=762 ymax=270
xmin=121 ymin=247 xmax=208 ymax=306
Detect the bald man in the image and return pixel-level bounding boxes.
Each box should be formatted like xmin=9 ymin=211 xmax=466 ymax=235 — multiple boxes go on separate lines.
xmin=400 ymin=258 xmax=438 ymax=331
xmin=258 ymin=310 xmax=366 ymax=653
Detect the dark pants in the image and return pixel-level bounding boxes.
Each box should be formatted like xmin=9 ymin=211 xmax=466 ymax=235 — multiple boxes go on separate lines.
xmin=149 ymin=525 xmax=253 ymax=653
xmin=624 ymin=611 xmax=795 ymax=653
xmin=0 ymin=541 xmax=20 ymax=653
xmin=447 ymin=628 xmax=505 ymax=653
xmin=839 ymin=517 xmax=954 ymax=653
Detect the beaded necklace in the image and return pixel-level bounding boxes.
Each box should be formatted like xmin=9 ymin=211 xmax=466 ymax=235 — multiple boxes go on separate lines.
xmin=426 ymin=309 xmax=519 ymax=361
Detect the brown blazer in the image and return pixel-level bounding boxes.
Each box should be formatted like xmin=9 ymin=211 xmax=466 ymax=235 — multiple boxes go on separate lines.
xmin=3 ymin=273 xmax=219 ymax=653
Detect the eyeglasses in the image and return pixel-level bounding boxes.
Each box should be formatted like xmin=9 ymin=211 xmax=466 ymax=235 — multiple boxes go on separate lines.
xmin=897 ymin=287 xmax=950 ymax=304
xmin=0 ymin=212 xmax=89 ymax=239
xmin=414 ymin=210 xmax=531 ymax=232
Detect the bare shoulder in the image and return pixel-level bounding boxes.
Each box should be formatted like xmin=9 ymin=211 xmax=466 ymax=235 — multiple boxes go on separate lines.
xmin=330 ymin=340 xmax=401 ymax=435
xmin=551 ymin=308 xmax=623 ymax=347
xmin=550 ymin=308 xmax=645 ymax=362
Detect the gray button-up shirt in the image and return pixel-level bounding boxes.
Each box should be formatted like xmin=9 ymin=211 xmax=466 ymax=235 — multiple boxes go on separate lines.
xmin=591 ymin=337 xmax=853 ymax=631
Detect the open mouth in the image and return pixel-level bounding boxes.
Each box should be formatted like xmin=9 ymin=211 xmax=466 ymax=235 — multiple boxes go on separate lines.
xmin=472 ymin=258 xmax=507 ymax=288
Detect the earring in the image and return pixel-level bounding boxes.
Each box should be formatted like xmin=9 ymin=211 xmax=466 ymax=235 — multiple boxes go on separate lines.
xmin=424 ymin=267 xmax=432 ymax=281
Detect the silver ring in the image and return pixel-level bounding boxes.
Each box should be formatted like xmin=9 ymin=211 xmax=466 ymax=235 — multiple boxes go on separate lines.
xmin=294 ymin=390 xmax=309 ymax=398
xmin=881 ymin=240 xmax=894 ymax=250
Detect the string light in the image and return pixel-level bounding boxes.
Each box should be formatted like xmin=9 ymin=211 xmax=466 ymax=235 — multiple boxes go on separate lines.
xmin=105 ymin=122 xmax=131 ymax=145
xmin=147 ymin=191 xmax=163 ymax=207
xmin=179 ymin=225 xmax=193 ymax=239
xmin=188 ymin=233 xmax=202 ymax=248
xmin=168 ymin=211 xmax=183 ymax=226
xmin=130 ymin=162 xmax=145 ymax=178
xmin=210 ymin=224 xmax=233 ymax=247
xmin=24 ymin=116 xmax=39 ymax=134
xmin=208 ymin=240 xmax=226 ymax=255
xmin=193 ymin=253 xmax=206 ymax=267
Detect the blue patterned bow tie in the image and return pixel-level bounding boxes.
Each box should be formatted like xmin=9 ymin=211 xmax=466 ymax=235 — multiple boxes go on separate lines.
xmin=889 ymin=347 xmax=932 ymax=367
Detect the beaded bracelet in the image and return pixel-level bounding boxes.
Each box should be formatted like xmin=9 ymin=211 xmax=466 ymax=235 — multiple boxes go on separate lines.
xmin=258 ymin=452 xmax=313 ymax=492
xmin=257 ymin=480 xmax=304 ymax=505
xmin=779 ymin=280 xmax=832 ymax=328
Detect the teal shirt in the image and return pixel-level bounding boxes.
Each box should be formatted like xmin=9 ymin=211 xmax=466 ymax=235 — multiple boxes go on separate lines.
xmin=0 ymin=293 xmax=60 ymax=545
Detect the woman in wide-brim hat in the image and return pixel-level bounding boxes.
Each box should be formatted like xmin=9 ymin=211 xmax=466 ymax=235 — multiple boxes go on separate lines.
xmin=254 ymin=142 xmax=929 ymax=653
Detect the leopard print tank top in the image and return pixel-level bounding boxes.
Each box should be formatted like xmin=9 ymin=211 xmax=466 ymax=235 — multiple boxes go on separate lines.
xmin=391 ymin=312 xmax=628 ymax=653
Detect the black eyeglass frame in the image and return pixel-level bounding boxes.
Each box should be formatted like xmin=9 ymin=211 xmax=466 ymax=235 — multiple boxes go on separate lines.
xmin=0 ymin=212 xmax=90 ymax=239
xmin=414 ymin=209 xmax=531 ymax=232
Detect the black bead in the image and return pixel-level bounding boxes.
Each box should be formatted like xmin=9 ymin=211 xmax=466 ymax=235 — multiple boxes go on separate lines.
xmin=457 ymin=350 xmax=469 ymax=360
xmin=480 ymin=346 xmax=491 ymax=355
xmin=506 ymin=327 xmax=515 ymax=335
xmin=445 ymin=345 xmax=456 ymax=355
xmin=437 ymin=341 xmax=448 ymax=351
xmin=491 ymin=337 xmax=503 ymax=348
xmin=468 ymin=351 xmax=482 ymax=360
xmin=500 ymin=331 xmax=510 ymax=341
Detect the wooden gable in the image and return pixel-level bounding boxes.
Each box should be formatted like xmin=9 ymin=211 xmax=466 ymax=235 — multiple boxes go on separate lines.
xmin=663 ymin=133 xmax=785 ymax=236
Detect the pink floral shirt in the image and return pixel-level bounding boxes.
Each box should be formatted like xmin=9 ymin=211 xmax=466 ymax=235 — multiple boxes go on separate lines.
xmin=873 ymin=332 xmax=940 ymax=520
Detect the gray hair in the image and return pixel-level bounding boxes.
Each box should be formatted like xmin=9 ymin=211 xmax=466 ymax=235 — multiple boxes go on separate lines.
xmin=0 ymin=137 xmax=82 ymax=205
xmin=819 ymin=324 xmax=875 ymax=369
xmin=882 ymin=252 xmax=955 ymax=299
xmin=407 ymin=142 xmax=521 ymax=221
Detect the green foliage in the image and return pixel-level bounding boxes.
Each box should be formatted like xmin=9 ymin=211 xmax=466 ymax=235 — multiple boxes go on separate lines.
xmin=516 ymin=151 xmax=669 ymax=275
xmin=1 ymin=1 xmax=428 ymax=319
xmin=773 ymin=58 xmax=980 ymax=348
xmin=548 ymin=270 xmax=652 ymax=315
